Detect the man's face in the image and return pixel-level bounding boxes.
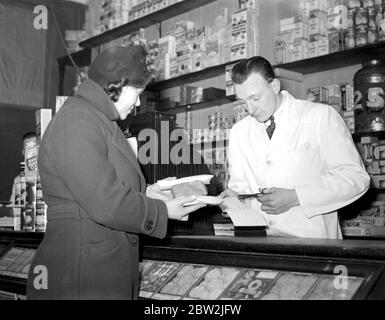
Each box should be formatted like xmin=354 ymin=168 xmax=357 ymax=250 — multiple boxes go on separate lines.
xmin=115 ymin=85 xmax=143 ymax=120
xmin=22 ymin=136 xmax=36 ymax=157
xmin=234 ymin=72 xmax=278 ymax=123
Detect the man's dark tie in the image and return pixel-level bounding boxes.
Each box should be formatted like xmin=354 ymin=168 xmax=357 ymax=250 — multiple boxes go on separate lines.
xmin=265 ymin=115 xmax=275 ymax=139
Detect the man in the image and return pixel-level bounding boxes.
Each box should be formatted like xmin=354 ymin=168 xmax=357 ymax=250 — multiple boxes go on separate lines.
xmin=221 ymin=56 xmax=370 ymax=239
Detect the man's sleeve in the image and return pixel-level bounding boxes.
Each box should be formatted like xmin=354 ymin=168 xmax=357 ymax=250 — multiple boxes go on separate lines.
xmin=227 ymin=126 xmax=250 ymax=194
xmin=295 ymin=107 xmax=370 ymax=218
xmin=45 ymin=110 xmax=168 ymax=238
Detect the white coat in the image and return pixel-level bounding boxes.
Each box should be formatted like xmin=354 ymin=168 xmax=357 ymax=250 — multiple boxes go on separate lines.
xmin=227 ymin=91 xmax=370 ymax=239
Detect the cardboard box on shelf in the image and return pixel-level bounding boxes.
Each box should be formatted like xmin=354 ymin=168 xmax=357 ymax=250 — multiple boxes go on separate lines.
xmin=327 ymin=5 xmax=348 ymax=31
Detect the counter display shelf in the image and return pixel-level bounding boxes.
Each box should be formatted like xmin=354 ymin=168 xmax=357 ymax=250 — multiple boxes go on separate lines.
xmin=1 ymin=228 xmax=385 ymax=299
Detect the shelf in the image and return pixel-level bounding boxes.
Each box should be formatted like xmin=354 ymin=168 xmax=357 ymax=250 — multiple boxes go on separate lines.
xmin=274 ymin=41 xmax=385 ymax=75
xmin=353 ymin=130 xmax=385 ymax=138
xmin=57 ymin=48 xmax=92 ymax=68
xmin=148 ymin=60 xmax=242 ymax=91
xmin=160 ymin=96 xmax=235 ymax=114
xmin=79 ymin=0 xmax=218 ymax=48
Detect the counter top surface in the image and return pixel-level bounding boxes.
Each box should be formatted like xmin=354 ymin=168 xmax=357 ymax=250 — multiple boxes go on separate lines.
xmin=144 ymin=235 xmax=385 ymax=261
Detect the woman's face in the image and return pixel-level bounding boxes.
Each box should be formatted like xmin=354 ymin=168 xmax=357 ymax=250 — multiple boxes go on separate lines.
xmin=114 ymin=85 xmax=144 ymax=120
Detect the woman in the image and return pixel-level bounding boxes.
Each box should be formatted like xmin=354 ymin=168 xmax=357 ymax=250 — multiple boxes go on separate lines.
xmin=26 ymin=45 xmax=204 ymax=299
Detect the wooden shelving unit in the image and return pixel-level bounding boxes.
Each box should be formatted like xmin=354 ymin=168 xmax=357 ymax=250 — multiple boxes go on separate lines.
xmin=79 ymin=0 xmax=218 ymax=48
xmin=275 ymin=41 xmax=385 ymax=75
xmin=160 ymin=96 xmax=235 ymax=115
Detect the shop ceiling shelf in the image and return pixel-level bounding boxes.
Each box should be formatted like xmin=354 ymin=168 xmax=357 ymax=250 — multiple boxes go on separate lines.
xmin=79 ymin=0 xmax=218 ymax=48
xmin=57 ymin=48 xmax=92 ymax=68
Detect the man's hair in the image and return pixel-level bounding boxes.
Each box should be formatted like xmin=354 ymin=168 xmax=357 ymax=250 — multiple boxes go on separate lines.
xmin=22 ymin=132 xmax=36 ymax=142
xmin=231 ymin=56 xmax=276 ymax=85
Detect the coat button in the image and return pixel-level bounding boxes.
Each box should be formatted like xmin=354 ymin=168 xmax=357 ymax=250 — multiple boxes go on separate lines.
xmin=266 ymin=160 xmax=272 ymax=166
xmin=130 ymin=238 xmax=138 ymax=246
xmin=145 ymin=220 xmax=154 ymax=231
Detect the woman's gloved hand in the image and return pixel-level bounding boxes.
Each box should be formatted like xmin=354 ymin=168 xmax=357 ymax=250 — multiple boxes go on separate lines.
xmin=165 ymin=196 xmax=206 ymax=222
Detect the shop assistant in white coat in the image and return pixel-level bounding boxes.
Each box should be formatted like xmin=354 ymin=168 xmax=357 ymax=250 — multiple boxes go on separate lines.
xmin=221 ymin=57 xmax=370 ymax=239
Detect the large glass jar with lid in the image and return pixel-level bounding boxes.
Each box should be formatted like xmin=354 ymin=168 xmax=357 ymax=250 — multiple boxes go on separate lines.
xmin=354 ymin=59 xmax=385 ymax=132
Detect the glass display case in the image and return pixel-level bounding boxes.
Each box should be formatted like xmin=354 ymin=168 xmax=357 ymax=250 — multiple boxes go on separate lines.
xmin=0 ymin=230 xmax=385 ymax=300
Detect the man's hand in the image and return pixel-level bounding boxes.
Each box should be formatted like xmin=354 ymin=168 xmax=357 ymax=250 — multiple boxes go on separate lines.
xmin=256 ymin=188 xmax=300 ymax=215
xmin=218 ymin=189 xmax=239 ymax=199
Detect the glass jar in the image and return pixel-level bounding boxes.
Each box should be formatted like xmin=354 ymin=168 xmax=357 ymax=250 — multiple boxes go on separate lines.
xmin=348 ymin=0 xmax=362 ymax=8
xmin=368 ymin=26 xmax=378 ymax=43
xmin=354 ymin=59 xmax=385 ymax=132
xmin=376 ymin=5 xmax=384 ymax=24
xmin=379 ymin=20 xmax=385 ymax=40
xmin=348 ymin=9 xmax=356 ymax=28
xmin=355 ymin=25 xmax=369 ymax=46
xmin=345 ymin=29 xmax=356 ymax=48
xmin=362 ymin=0 xmax=375 ymax=7
xmin=368 ymin=7 xmax=377 ymax=27
xmin=356 ymin=7 xmax=369 ymax=25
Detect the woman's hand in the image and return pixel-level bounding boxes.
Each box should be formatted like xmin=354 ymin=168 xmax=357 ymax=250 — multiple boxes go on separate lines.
xmin=218 ymin=189 xmax=238 ymax=199
xmin=165 ymin=196 xmax=206 ymax=221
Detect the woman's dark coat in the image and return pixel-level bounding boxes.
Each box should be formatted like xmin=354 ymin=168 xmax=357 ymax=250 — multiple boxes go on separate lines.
xmin=27 ymin=79 xmax=167 ymax=299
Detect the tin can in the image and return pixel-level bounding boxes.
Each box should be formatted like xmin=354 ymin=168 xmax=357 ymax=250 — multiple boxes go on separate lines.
xmin=356 ymin=7 xmax=369 ymax=25
xmin=345 ymin=29 xmax=356 ymax=48
xmin=356 ymin=25 xmax=369 ymax=45
xmin=362 ymin=0 xmax=375 ymax=7
xmin=348 ymin=0 xmax=362 ymax=8
xmin=368 ymin=7 xmax=377 ymax=27
xmin=368 ymin=26 xmax=378 ymax=42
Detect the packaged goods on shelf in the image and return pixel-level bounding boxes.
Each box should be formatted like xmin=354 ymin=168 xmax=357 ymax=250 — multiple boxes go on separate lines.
xmin=203 ymin=88 xmax=226 ymax=101
xmin=279 ymin=15 xmax=309 ymax=32
xmin=25 ymin=145 xmax=39 ymax=184
xmin=274 ymin=40 xmax=286 ymax=64
xmin=327 ymin=5 xmax=348 ymax=31
xmin=180 ymin=86 xmax=203 ymax=105
xmin=305 ymin=0 xmax=328 ymax=13
xmin=36 ymin=109 xmax=52 ymax=145
xmin=342 ymin=200 xmax=385 ymax=237
xmin=240 ymin=0 xmax=259 ymax=9
xmin=233 ymin=100 xmax=249 ymax=122
xmin=342 ymin=111 xmax=355 ymax=133
xmin=372 ymin=143 xmax=385 ymax=160
xmin=35 ymin=201 xmax=47 ymax=232
xmin=206 ymin=39 xmax=220 ymax=67
xmin=340 ymin=83 xmax=354 ymax=111
xmin=225 ymin=63 xmax=236 ymax=96
xmin=288 ymin=38 xmax=309 ymax=62
xmin=317 ymin=34 xmax=330 ymax=55
xmin=307 ymin=87 xmax=329 ymax=103
xmin=309 ymin=10 xmax=328 ymax=36
xmin=328 ymin=30 xmax=345 ymax=52
xmin=121 ymin=28 xmax=146 ymax=46
xmin=21 ymin=205 xmax=35 ymax=232
xmin=191 ymin=52 xmax=207 ymax=72
xmin=231 ymin=8 xmax=260 ymax=61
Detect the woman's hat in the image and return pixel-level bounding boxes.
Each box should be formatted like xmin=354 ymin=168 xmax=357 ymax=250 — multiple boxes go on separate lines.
xmin=88 ymin=45 xmax=153 ymax=88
